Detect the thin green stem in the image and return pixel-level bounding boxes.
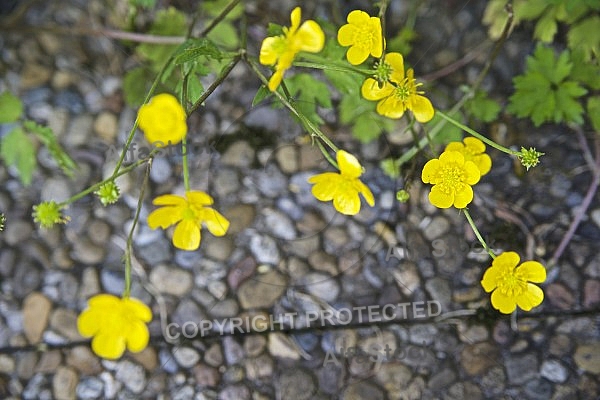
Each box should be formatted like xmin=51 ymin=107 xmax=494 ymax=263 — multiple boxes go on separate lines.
xmin=437 ymin=111 xmax=519 ymax=156
xmin=294 ymin=53 xmax=373 ymax=76
xmin=245 ymin=56 xmax=338 ymax=153
xmin=463 ymin=208 xmax=496 ymax=259
xmin=123 ymin=158 xmax=153 ymax=298
xmin=199 ymin=0 xmax=241 ymax=37
xmin=315 ymin=139 xmax=338 ymax=169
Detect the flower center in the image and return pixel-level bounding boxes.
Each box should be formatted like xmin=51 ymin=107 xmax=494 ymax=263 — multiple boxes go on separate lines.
xmin=182 ymin=206 xmax=196 ymax=221
xmin=498 ymin=272 xmax=527 ymax=297
xmin=374 ymin=61 xmax=392 ymax=83
xmin=437 ymin=164 xmax=466 ymax=194
xmin=353 ymin=26 xmax=375 ymax=50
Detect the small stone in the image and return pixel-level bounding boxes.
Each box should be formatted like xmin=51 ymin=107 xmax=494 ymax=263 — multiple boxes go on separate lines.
xmin=65 ymin=115 xmax=94 ymax=147
xmin=52 ymin=366 xmax=78 ymax=400
xmin=249 ymin=234 xmax=280 ymax=265
xmin=540 ymin=359 xmax=568 ymax=383
xmin=204 ymin=343 xmax=223 ymax=367
xmin=0 ymin=354 xmax=15 ymax=374
xmin=546 ymin=283 xmax=575 ymax=310
xmin=4 ymin=220 xmax=33 ymax=246
xmin=302 ymin=272 xmax=340 ymax=302
xmin=20 ymin=64 xmax=52 ymax=88
xmin=428 ymin=368 xmax=456 ymax=391
xmin=425 ymin=277 xmax=452 ymax=310
xmin=243 ymin=335 xmax=266 ymax=357
xmin=49 ymin=308 xmax=82 ymax=341
xmin=218 ymin=384 xmax=250 ymax=400
xmin=23 ymin=292 xmax=52 ymax=343
xmin=279 ymin=367 xmax=316 ymax=399
xmin=341 ymin=381 xmax=385 ymax=400
xmin=268 ymin=332 xmax=301 ymax=360
xmin=227 ymin=256 xmax=256 ymax=290
xmin=78 ymin=267 xmax=100 ymax=303
xmin=86 ymin=220 xmax=110 ymax=245
xmin=173 ymin=347 xmax=200 ymax=368
xmin=203 ymin=235 xmax=234 ymax=261
xmin=194 ymin=363 xmax=220 ymax=387
xmin=480 ymin=366 xmax=506 ymax=397
xmin=299 ymin=145 xmax=324 ymax=170
xmin=392 ymin=262 xmax=421 ymax=296
xmin=224 ymin=204 xmax=255 ymax=235
xmin=130 ymin=347 xmax=158 ymax=371
xmin=93 ymin=111 xmax=118 ymax=142
xmin=76 ymin=377 xmax=104 ymax=400
xmin=35 ymin=350 xmax=61 ymax=373
xmin=275 ymin=145 xmax=298 ymax=174
xmin=66 ymin=346 xmax=102 ymax=375
xmin=238 ymin=270 xmax=286 ymax=309
xmin=221 ymin=141 xmax=255 ymax=167
xmin=149 ymin=265 xmax=193 ymax=296
xmin=223 ymin=336 xmax=244 ymax=365
xmin=461 ymin=342 xmax=499 ymax=376
xmin=375 ymin=363 xmax=413 ymax=394
xmin=574 ymin=343 xmax=600 ymax=373
xmin=583 ymin=280 xmax=600 ymax=307
xmin=549 ymin=334 xmax=572 ymax=357
xmin=505 ymin=353 xmax=538 ymax=385
xmin=115 ymin=359 xmax=146 ymax=394
xmin=71 ymin=238 xmax=106 ymax=265
xmin=422 ymin=216 xmax=450 ymax=240
xmin=262 ymin=208 xmax=296 ymax=240
xmin=213 ymin=168 xmax=240 ymax=197
xmin=149 ymin=157 xmax=172 ymax=184
xmin=244 ymin=354 xmax=273 ymax=380
xmin=445 ymin=382 xmax=483 ymax=400
xmin=308 ymin=251 xmax=337 ymax=275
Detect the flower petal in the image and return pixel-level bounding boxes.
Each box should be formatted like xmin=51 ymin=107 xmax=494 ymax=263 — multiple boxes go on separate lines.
xmin=410 ymin=94 xmax=434 ymax=123
xmin=290 ymin=7 xmax=301 ymax=31
xmin=186 ymin=191 xmax=214 ymax=206
xmin=309 ymin=173 xmax=340 ymax=201
xmin=91 ymin=331 xmax=126 ymax=359
xmin=152 ymin=194 xmax=186 ymax=206
xmin=337 ymin=24 xmax=356 ymax=46
xmin=77 ymin=308 xmax=103 ymax=337
xmin=123 ymin=298 xmax=153 ymax=322
xmin=172 ymin=219 xmax=201 ymax=251
xmin=472 ymin=153 xmax=492 ymax=176
xmin=516 ymin=261 xmax=547 ymax=283
xmin=493 ymin=251 xmax=520 ymax=270
xmin=147 ymin=206 xmax=183 ymax=229
xmin=296 ymin=20 xmax=325 ymax=53
xmin=259 ymin=36 xmax=280 ymax=65
xmin=516 ymin=283 xmax=544 ymax=311
xmin=201 ymin=208 xmax=230 ymax=237
xmin=491 ymin=289 xmax=517 ymax=314
xmin=463 ymin=137 xmax=486 ymax=153
xmin=445 ymin=141 xmax=465 ymax=153
xmin=453 ymin=183 xmax=473 ymax=209
xmin=125 ymin=320 xmax=150 ymax=353
xmin=347 ymin=9 xmax=370 ymax=25
xmin=346 ymin=45 xmax=369 ymax=65
xmin=332 ymin=189 xmax=361 ymax=215
xmin=354 ymin=180 xmax=375 ymax=207
xmin=439 ymin=150 xmax=464 ymax=165
xmin=376 ymin=96 xmax=405 ymax=119
xmin=481 ymin=266 xmax=501 ymax=292
xmin=361 ymin=79 xmax=393 ymax=101
xmin=369 ymin=17 xmax=384 ymax=58
xmin=337 ymin=150 xmax=362 ymax=178
xmin=464 ymin=161 xmax=481 ymax=185
xmin=268 ymin=69 xmax=285 ymax=92
xmin=421 ymin=159 xmax=440 ymax=184
xmin=429 ymin=185 xmax=454 ymax=208
xmin=385 ymin=53 xmax=405 ymax=83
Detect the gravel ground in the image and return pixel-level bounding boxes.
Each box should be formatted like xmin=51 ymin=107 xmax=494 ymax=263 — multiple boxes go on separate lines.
xmin=1 ymin=0 xmax=599 ymax=399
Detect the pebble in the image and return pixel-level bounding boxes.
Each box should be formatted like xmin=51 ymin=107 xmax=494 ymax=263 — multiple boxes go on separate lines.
xmin=422 ymin=216 xmax=450 ymax=240
xmin=546 ymin=283 xmax=575 ymax=310
xmin=76 ymin=377 xmax=104 ymax=400
xmin=20 ymin=64 xmax=52 ymax=88
xmin=238 ymin=270 xmax=286 ymax=309
xmin=540 ymin=359 xmax=568 ymax=383
xmin=173 ymin=347 xmax=200 ymax=369
xmin=35 ymin=350 xmax=61 ymax=373
xmin=71 ymin=238 xmax=106 ymax=265
xmin=204 ymin=343 xmax=224 ymax=367
xmin=261 ymin=208 xmax=296 ymax=240
xmin=149 ymin=157 xmax=173 ymax=184
xmin=583 ymin=280 xmax=600 ymax=307
xmin=249 ymin=234 xmax=280 ymax=265
xmin=149 ymin=265 xmax=193 ymax=296
xmin=218 ymin=384 xmax=250 ymax=400
xmin=93 ymin=111 xmax=118 ymax=142
xmin=574 ymin=343 xmax=600 ymax=373
xmin=213 ymin=168 xmax=240 ymax=197
xmin=244 ymin=354 xmax=273 ymax=380
xmin=22 ymin=292 xmax=52 ymax=343
xmin=268 ymin=332 xmax=301 ymax=360
xmin=4 ymin=220 xmax=33 ymax=246
xmin=115 ymin=360 xmax=146 ymax=394
xmin=375 ymin=363 xmax=413 ymax=394
xmin=49 ymin=308 xmax=82 ymax=341
xmin=460 ymin=342 xmax=499 ymax=376
xmin=203 ymin=235 xmax=234 ymax=262
xmin=301 ymin=272 xmax=340 ymax=302
xmin=424 ymin=277 xmax=452 ymax=310
xmin=505 ymin=354 xmax=538 ymax=385
xmin=65 ymin=114 xmax=94 ymax=147
xmin=225 ymin=204 xmax=256 ymax=235
xmin=341 ymin=381 xmax=385 ymax=400
xmin=221 ymin=141 xmax=255 ymax=168
xmin=52 ymin=366 xmax=78 ymax=400
xmin=66 ymin=346 xmax=102 ymax=375
xmin=194 ymin=363 xmax=220 ymax=387
xmin=280 ymin=368 xmax=316 ymax=399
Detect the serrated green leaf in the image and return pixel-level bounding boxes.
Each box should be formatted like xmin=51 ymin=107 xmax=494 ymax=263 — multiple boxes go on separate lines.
xmin=206 ymin=22 xmax=238 ymax=50
xmin=554 ymin=81 xmax=586 ymax=124
xmin=174 ymin=38 xmax=222 ymax=65
xmin=123 ymin=67 xmax=152 ymax=107
xmin=587 ymin=97 xmax=600 ymax=132
xmin=252 ymin=86 xmax=272 ymax=107
xmin=186 ymin=76 xmax=204 ymax=105
xmin=465 ymin=91 xmax=501 ymax=123
xmin=0 ymin=91 xmax=23 ymax=123
xmin=23 ymin=120 xmax=76 ymax=177
xmin=137 ymin=7 xmax=188 ymax=66
xmin=528 ymin=45 xmax=572 ymax=84
xmin=534 ymin=11 xmax=558 ymax=42
xmin=352 ymin=114 xmax=385 ymax=143
xmin=570 ymin=49 xmax=600 ymax=89
xmin=283 ymin=73 xmax=332 ymax=126
xmin=567 ymin=16 xmax=600 ymax=61
xmin=1 ymin=127 xmax=37 ymax=185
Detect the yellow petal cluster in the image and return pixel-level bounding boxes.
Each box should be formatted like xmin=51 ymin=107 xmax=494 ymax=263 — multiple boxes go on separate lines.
xmin=481 ymin=252 xmax=546 ymax=314
xmin=421 ymin=151 xmax=480 ymax=209
xmin=361 ymin=53 xmax=434 ymax=122
xmin=77 ymin=294 xmax=152 ymax=359
xmin=138 ymin=93 xmax=187 ymax=147
xmin=337 ymin=10 xmax=384 ymax=65
xmin=308 ymin=150 xmax=375 ymax=215
xmin=147 ymin=191 xmax=229 ymax=251
xmin=445 ymin=137 xmax=492 ymax=176
xmin=259 ymin=7 xmax=325 ymax=91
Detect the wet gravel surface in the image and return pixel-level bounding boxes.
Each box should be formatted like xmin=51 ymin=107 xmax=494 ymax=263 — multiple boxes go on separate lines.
xmin=0 ymin=0 xmax=599 ymax=399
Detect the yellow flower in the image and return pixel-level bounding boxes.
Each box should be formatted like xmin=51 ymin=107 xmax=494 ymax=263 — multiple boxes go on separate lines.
xmin=421 ymin=151 xmax=480 ymax=209
xmin=138 ymin=93 xmax=187 ymax=147
xmin=259 ymin=7 xmax=325 ymax=91
xmin=361 ymin=52 xmax=434 ymax=122
xmin=337 ymin=10 xmax=384 ymax=65
xmin=481 ymin=252 xmax=546 ymax=314
xmin=445 ymin=137 xmax=492 ymax=176
xmin=77 ymin=294 xmax=152 ymax=359
xmin=147 ymin=191 xmax=229 ymax=251
xmin=308 ymin=150 xmax=375 ymax=215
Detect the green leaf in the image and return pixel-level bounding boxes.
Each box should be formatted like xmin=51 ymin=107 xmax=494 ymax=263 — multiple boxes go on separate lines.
xmin=201 ymin=0 xmax=244 ymax=20
xmin=527 ymin=45 xmax=572 ymax=84
xmin=267 ymin=23 xmax=283 ymax=37
xmin=0 ymin=91 xmax=23 ymax=123
xmin=129 ymin=0 xmax=156 ymax=8
xmin=185 ymin=76 xmax=204 ymax=105
xmin=570 ymin=49 xmax=600 ymax=90
xmin=380 ymin=157 xmax=400 ymax=179
xmin=136 ymin=7 xmax=188 ymax=67
xmin=23 ymin=120 xmax=76 ymax=177
xmin=587 ymin=96 xmax=600 ymax=132
xmin=252 ymin=86 xmax=272 ymax=107
xmin=206 ymin=22 xmax=238 ymax=50
xmin=425 ymin=112 xmax=463 ymax=144
xmin=283 ymin=73 xmax=332 ymax=126
xmin=0 ymin=127 xmax=37 ymax=185
xmin=123 ymin=67 xmax=152 ymax=107
xmin=567 ymin=16 xmax=600 ymax=61
xmin=533 ymin=11 xmax=558 ymax=42
xmin=464 ymin=91 xmax=501 ymax=123
xmin=352 ymin=114 xmax=386 ymax=143
xmin=174 ymin=38 xmax=222 ymax=65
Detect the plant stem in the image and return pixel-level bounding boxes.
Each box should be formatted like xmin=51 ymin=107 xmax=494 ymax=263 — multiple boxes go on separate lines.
xmin=294 ymin=53 xmax=373 ymax=76
xmin=123 ymin=158 xmax=152 ymax=298
xmin=463 ymin=208 xmax=496 ymax=259
xmin=199 ymin=0 xmax=241 ymax=37
xmin=182 ymin=137 xmax=191 ymax=192
xmin=437 ymin=110 xmax=519 ymax=156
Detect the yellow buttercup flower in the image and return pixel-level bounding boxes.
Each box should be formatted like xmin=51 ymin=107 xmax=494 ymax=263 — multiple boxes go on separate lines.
xmin=308 ymin=150 xmax=375 ymax=215
xmin=259 ymin=7 xmax=325 ymax=91
xmin=445 ymin=137 xmax=492 ymax=176
xmin=77 ymin=294 xmax=152 ymax=359
xmin=421 ymin=151 xmax=480 ymax=209
xmin=147 ymin=191 xmax=229 ymax=251
xmin=337 ymin=10 xmax=384 ymax=65
xmin=361 ymin=52 xmax=434 ymax=123
xmin=481 ymin=252 xmax=546 ymax=314
xmin=138 ymin=93 xmax=187 ymax=147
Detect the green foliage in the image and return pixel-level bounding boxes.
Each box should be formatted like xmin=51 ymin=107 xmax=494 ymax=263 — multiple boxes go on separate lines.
xmin=387 ymin=27 xmax=417 ymax=56
xmin=567 ymin=15 xmax=600 ymax=61
xmin=201 ymin=0 xmax=243 ymax=50
xmin=129 ymin=0 xmax=156 ymax=9
xmin=23 ymin=120 xmax=76 ymax=177
xmin=464 ymin=90 xmax=501 ymax=123
xmin=123 ymin=67 xmax=152 ymax=107
xmin=507 ymin=45 xmax=587 ymax=126
xmin=587 ymin=97 xmax=600 ymax=132
xmin=380 ymin=158 xmax=400 ymax=178
xmin=0 ymin=91 xmax=23 ymax=123
xmin=1 ymin=127 xmax=37 ymax=185
xmin=137 ymin=7 xmax=188 ymax=66
xmin=570 ymin=49 xmax=600 ymax=90
xmin=174 ymin=38 xmax=222 ymax=65
xmin=283 ymin=73 xmax=332 ymax=126
xmin=426 ymin=112 xmax=463 ymax=144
